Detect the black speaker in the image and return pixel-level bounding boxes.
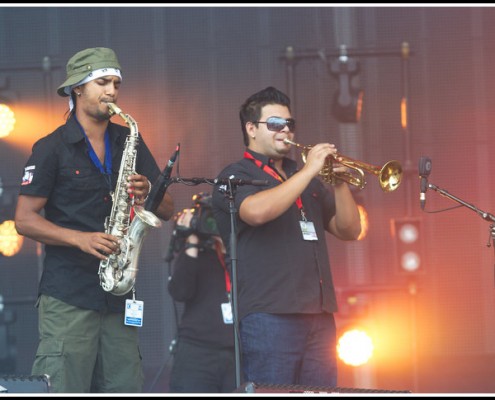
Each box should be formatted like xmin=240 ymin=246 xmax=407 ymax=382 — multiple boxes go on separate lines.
xmin=235 ymin=382 xmax=411 ymax=394
xmin=0 ymin=375 xmax=51 ymax=393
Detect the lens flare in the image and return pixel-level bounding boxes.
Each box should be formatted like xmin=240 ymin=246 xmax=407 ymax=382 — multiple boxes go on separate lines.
xmin=337 ymin=328 xmax=374 ymax=367
xmin=0 ymin=220 xmax=24 ymax=256
xmin=0 ymin=104 xmax=15 ymax=138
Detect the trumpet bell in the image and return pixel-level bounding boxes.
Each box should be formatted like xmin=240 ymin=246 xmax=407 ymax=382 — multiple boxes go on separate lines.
xmin=379 ymin=160 xmax=403 ymax=192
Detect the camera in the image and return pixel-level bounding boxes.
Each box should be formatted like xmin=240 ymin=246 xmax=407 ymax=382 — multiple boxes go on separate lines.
xmin=189 ymin=192 xmax=219 ymax=238
xmin=174 ymin=192 xmax=219 ymax=239
xmin=166 ymin=192 xmax=220 ymax=261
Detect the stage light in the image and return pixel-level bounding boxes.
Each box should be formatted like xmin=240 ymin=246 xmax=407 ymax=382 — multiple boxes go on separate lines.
xmin=337 ymin=327 xmax=374 ymax=367
xmin=0 ymin=178 xmax=23 ymax=257
xmin=336 ymin=292 xmax=373 ymax=367
xmin=391 ymin=217 xmax=425 ymax=274
xmin=0 ymin=220 xmax=23 ymax=257
xmin=0 ymin=104 xmax=15 ymax=138
xmin=0 ymin=77 xmax=16 ymax=138
xmin=357 ymin=204 xmax=369 ymax=241
xmin=332 ymin=86 xmax=364 ymax=123
xmin=401 ymin=97 xmax=408 ymax=130
xmin=330 ymin=46 xmax=364 ymax=123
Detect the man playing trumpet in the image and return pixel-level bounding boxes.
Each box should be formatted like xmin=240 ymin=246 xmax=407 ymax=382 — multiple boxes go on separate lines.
xmin=212 ymin=86 xmax=361 ymax=388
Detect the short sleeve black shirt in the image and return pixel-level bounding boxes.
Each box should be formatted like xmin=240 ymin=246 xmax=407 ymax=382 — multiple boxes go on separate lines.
xmin=19 ymin=116 xmax=161 ymax=312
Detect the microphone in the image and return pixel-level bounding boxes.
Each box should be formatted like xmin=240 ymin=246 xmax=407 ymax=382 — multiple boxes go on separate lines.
xmin=418 ymin=156 xmax=432 ymax=210
xmin=144 ymin=144 xmax=180 ymax=213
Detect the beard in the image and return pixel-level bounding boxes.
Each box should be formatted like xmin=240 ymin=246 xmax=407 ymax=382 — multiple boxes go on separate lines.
xmin=93 ymin=102 xmax=113 ymax=121
xmin=95 ymin=110 xmax=111 ymax=122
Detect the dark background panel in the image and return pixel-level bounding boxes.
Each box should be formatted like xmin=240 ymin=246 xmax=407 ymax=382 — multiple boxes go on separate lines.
xmin=1 ymin=5 xmax=495 ymax=393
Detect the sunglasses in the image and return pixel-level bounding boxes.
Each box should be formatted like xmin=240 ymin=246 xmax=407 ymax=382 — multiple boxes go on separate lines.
xmin=254 ymin=116 xmax=296 ymax=132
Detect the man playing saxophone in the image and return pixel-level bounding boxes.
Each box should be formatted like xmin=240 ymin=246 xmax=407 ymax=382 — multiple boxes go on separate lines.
xmin=14 ymin=47 xmax=174 ymax=393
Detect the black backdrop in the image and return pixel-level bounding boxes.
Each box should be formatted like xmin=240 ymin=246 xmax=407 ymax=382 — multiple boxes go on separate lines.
xmin=1 ymin=6 xmax=495 ymax=393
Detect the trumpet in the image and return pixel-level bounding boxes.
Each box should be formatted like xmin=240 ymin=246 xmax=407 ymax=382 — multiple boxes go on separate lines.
xmin=283 ymin=138 xmax=402 ymax=192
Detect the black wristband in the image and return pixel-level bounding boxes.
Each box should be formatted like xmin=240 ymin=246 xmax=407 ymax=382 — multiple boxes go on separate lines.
xmin=184 ymin=243 xmax=200 ymax=250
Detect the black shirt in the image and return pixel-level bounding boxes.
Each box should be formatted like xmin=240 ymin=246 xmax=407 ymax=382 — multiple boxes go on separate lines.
xmin=19 ymin=116 xmax=161 ymax=312
xmin=168 ymin=246 xmax=234 ymax=348
xmin=212 ymin=148 xmax=338 ymax=321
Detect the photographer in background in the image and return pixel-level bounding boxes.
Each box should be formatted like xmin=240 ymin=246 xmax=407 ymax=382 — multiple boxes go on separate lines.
xmin=167 ymin=192 xmax=236 ymax=393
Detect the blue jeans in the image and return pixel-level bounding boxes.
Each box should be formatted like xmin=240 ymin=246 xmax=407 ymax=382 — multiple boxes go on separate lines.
xmin=240 ymin=312 xmax=337 ymax=387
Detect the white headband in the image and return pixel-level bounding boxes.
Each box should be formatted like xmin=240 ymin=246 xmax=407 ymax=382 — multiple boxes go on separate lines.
xmin=67 ymin=67 xmax=123 ymax=111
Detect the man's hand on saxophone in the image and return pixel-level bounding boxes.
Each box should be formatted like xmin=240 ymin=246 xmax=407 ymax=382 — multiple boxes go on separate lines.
xmin=127 ymin=173 xmax=151 ymax=205
xmin=14 ymin=195 xmax=121 ymax=261
xmin=78 ymin=231 xmax=121 ymax=261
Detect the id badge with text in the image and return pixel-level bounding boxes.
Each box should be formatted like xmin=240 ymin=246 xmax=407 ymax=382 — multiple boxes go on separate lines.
xmin=300 ymin=220 xmax=318 ymax=241
xmin=221 ymin=302 xmax=233 ymax=324
xmin=125 ymin=299 xmax=144 ymax=327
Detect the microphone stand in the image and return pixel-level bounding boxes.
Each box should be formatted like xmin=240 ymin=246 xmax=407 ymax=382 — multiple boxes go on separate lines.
xmin=427 ymin=182 xmax=495 ymax=283
xmin=168 ymin=176 xmax=268 ymax=389
xmin=219 ymin=179 xmax=242 ymax=389
xmin=428 ymin=182 xmax=495 ymax=222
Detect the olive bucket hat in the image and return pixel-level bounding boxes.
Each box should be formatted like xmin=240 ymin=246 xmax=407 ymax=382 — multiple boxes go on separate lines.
xmin=57 ymin=47 xmax=122 ymax=97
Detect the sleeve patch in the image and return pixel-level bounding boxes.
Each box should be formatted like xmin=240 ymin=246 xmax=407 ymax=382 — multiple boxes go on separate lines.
xmin=21 ymin=165 xmax=35 ymax=186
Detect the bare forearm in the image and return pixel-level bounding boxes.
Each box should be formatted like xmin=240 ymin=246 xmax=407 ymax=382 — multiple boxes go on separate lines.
xmin=15 ymin=213 xmax=81 ymax=247
xmin=329 ymin=183 xmax=361 ymax=240
xmin=15 ymin=209 xmax=119 ymax=260
xmin=240 ymin=167 xmax=314 ymax=226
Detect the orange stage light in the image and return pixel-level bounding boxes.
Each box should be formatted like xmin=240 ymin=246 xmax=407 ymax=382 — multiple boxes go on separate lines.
xmin=0 ymin=220 xmax=23 ymax=257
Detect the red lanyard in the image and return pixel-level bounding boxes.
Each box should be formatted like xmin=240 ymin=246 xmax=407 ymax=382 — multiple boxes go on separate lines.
xmin=215 ymin=240 xmax=231 ymax=295
xmin=243 ymin=151 xmax=304 ymax=214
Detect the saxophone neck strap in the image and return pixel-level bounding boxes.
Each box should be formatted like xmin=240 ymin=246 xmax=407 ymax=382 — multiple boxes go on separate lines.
xmin=75 ymin=115 xmax=113 ymax=185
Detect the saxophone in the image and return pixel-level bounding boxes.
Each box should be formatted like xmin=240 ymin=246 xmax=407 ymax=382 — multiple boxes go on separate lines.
xmin=98 ymin=102 xmax=162 ymax=296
